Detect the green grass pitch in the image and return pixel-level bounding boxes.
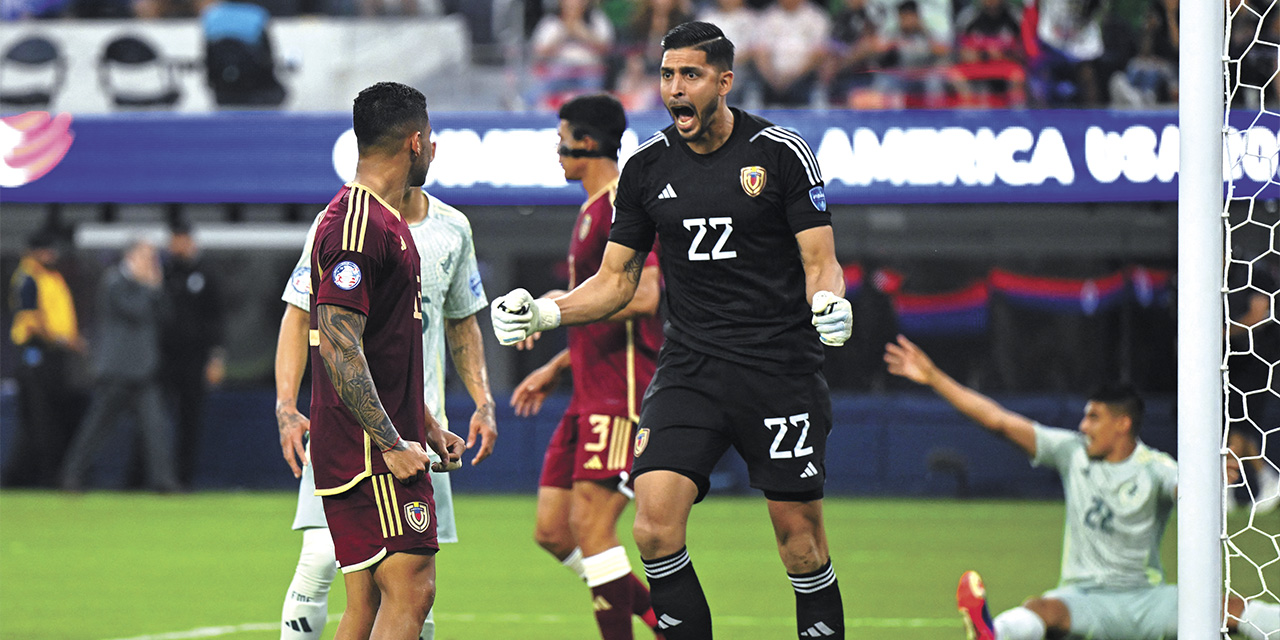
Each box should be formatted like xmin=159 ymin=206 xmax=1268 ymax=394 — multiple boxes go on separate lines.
xmin=0 ymin=490 xmax=1273 ymax=639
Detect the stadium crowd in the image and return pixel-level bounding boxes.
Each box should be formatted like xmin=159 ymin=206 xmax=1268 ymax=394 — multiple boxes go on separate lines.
xmin=5 ymin=0 xmax=1277 ymax=112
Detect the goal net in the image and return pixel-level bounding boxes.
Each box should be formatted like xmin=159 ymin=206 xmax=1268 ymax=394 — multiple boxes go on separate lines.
xmin=1222 ymin=0 xmax=1280 ymax=635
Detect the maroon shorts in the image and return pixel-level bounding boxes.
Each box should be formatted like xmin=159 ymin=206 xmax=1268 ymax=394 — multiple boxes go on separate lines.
xmin=538 ymin=410 xmax=638 ymax=489
xmin=322 ymin=472 xmax=438 ymax=572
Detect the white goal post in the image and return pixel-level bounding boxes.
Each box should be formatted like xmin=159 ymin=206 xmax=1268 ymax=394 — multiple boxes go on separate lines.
xmin=1179 ymin=0 xmax=1224 ymax=637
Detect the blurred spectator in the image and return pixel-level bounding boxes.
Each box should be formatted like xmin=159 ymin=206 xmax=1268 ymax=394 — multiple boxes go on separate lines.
xmin=1228 ymin=0 xmax=1278 ymax=110
xmin=953 ymin=0 xmax=1027 ymax=107
xmin=133 ymin=0 xmax=195 ymax=18
xmin=1109 ymin=0 xmax=1177 ymax=107
xmin=527 ymin=0 xmax=614 ymax=110
xmin=613 ymin=0 xmax=695 ymax=109
xmin=824 ymin=0 xmax=884 ymax=108
xmin=199 ymin=0 xmax=288 ymax=107
xmin=127 ymin=222 xmax=224 ymax=490
xmin=1030 ymin=0 xmax=1106 ymax=106
xmin=3 ymin=230 xmax=85 ymax=488
xmin=873 ymin=0 xmax=952 ymax=108
xmin=696 ymin=0 xmax=761 ymax=106
xmin=60 ymin=240 xmax=178 ymax=493
xmin=754 ymin=0 xmax=831 ymax=107
xmin=2 ymin=0 xmax=74 ymax=19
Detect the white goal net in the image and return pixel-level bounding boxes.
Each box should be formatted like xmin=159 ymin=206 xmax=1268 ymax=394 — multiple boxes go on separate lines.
xmin=1222 ymin=0 xmax=1280 ymax=635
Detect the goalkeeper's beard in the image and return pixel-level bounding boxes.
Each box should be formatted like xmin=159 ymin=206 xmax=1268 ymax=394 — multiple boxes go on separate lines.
xmin=670 ymin=94 xmax=720 ymax=144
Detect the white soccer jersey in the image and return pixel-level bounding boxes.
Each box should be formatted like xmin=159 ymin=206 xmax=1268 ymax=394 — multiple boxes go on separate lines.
xmin=282 ymin=192 xmax=488 ymax=427
xmin=1032 ymin=424 xmax=1178 ymax=590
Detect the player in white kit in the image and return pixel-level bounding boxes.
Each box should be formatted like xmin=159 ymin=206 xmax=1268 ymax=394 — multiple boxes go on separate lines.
xmin=885 ymin=334 xmax=1280 ymax=640
xmin=274 ymin=183 xmax=497 ymax=640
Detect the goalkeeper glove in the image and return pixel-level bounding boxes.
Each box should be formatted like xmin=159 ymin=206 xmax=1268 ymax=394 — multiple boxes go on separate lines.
xmin=491 ymin=288 xmax=562 ymax=346
xmin=811 ymin=290 xmax=852 ymax=347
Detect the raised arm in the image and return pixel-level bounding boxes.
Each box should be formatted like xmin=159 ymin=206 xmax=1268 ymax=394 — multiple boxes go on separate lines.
xmin=443 ymin=313 xmax=497 ymax=466
xmin=884 ymin=334 xmax=1038 ymax=457
xmin=555 ymin=242 xmax=647 ymax=325
xmin=274 ymin=303 xmax=311 ymax=478
xmin=315 ymin=303 xmax=431 ymax=482
xmin=492 ymin=241 xmax=646 ymax=346
xmin=603 ymin=261 xmax=660 ymax=321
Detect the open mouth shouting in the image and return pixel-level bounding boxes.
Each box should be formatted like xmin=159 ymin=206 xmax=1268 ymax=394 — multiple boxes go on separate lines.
xmin=669 ymin=102 xmax=699 ymax=136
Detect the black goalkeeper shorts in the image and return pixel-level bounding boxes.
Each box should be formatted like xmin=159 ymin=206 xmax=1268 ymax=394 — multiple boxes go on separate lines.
xmin=632 ymin=340 xmax=832 ymax=503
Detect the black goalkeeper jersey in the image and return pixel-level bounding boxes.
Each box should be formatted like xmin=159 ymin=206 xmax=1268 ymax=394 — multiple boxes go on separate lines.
xmin=609 ymin=108 xmax=832 ymax=374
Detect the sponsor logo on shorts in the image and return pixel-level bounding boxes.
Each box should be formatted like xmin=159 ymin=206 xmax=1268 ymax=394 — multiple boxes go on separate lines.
xmin=332 ymin=261 xmax=361 ymax=290
xmin=404 ymin=501 xmax=431 ymax=534
xmin=634 ymin=428 xmax=649 ymax=458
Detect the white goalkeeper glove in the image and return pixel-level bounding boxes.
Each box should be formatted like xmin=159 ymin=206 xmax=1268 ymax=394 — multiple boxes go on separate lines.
xmin=491 ymin=288 xmax=562 ymax=346
xmin=811 ymin=290 xmax=852 ymax=347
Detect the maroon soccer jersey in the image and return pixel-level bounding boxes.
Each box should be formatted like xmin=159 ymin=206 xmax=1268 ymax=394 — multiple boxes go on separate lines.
xmin=309 ymin=183 xmax=426 ymax=495
xmin=566 ymin=182 xmax=662 ymax=417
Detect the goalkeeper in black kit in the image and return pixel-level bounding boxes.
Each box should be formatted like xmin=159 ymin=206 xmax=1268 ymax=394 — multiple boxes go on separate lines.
xmin=491 ymin=21 xmax=852 ymax=640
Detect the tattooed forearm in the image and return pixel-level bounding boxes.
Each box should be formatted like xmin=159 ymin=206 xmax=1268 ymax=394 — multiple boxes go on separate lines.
xmin=316 ymin=304 xmax=404 ymax=452
xmin=622 ymin=251 xmax=647 ymax=285
xmin=445 ymin=315 xmax=495 ymax=410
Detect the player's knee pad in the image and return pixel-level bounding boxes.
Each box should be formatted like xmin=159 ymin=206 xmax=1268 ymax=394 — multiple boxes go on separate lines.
xmin=290 ymin=527 xmax=338 ymax=599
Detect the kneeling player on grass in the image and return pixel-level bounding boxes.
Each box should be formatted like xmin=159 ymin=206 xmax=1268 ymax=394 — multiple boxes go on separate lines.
xmin=884 ymin=334 xmax=1280 ymax=640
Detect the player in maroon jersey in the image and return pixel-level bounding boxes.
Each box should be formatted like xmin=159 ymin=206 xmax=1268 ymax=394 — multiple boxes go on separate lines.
xmin=309 ymin=81 xmax=464 ymax=640
xmin=510 ymin=93 xmax=664 ymax=640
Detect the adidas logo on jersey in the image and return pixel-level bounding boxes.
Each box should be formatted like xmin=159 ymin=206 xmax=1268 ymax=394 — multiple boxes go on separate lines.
xmin=657 ymin=183 xmax=678 ymax=199
xmin=801 ymin=621 xmax=837 ymax=637
xmin=657 ymin=614 xmax=683 ymax=629
xmin=584 ymin=455 xmax=604 ymax=470
xmin=800 ymin=462 xmax=819 ymax=479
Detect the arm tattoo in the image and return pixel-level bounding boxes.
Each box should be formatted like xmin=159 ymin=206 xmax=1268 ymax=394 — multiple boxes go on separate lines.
xmin=445 ymin=316 xmax=494 ymax=410
xmin=622 ymin=251 xmax=647 ymax=285
xmin=316 ymin=304 xmax=403 ymax=452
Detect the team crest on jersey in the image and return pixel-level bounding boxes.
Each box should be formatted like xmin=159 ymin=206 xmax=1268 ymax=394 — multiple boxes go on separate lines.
xmin=404 ymin=501 xmax=431 ymax=533
xmin=634 ymin=428 xmax=650 ymax=457
xmin=809 ymin=186 xmax=827 ymax=211
xmin=400 ymin=236 xmax=407 ymax=251
xmin=332 ymin=261 xmax=362 ymax=290
xmin=740 ymin=166 xmax=767 ymax=197
xmin=289 ymin=266 xmax=311 ymax=294
xmin=578 ymin=213 xmax=593 ymax=241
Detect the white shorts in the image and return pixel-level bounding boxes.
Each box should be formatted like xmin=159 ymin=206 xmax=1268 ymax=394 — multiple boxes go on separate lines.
xmin=1044 ymin=583 xmax=1177 ymax=640
xmin=293 ymin=462 xmax=458 ymax=544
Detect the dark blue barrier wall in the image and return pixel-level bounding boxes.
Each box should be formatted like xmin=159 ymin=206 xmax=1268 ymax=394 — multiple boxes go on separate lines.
xmin=0 ymin=388 xmax=1175 ymax=497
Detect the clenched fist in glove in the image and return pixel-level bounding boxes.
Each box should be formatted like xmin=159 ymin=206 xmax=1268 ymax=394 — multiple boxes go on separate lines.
xmin=491 ymin=288 xmax=562 ymax=346
xmin=811 ymin=290 xmax=852 ymax=347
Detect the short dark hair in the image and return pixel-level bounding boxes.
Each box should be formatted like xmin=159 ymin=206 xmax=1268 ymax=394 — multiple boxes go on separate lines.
xmin=558 ymin=93 xmax=627 ymax=160
xmin=661 ymin=21 xmax=734 ymax=71
xmin=1089 ymin=383 xmax=1145 ymax=436
xmin=898 ymin=0 xmax=920 ymax=13
xmin=352 ymin=82 xmax=428 ymax=153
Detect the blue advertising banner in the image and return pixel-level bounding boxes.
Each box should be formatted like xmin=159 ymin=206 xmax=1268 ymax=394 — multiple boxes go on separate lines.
xmin=2 ymin=109 xmax=1276 ymax=205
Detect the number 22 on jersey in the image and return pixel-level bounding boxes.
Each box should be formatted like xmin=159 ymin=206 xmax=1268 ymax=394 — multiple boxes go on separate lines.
xmin=683 ymin=217 xmax=737 ymax=261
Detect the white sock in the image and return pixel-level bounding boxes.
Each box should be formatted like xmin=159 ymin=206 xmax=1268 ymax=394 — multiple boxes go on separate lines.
xmin=419 ymin=606 xmax=434 ymax=640
xmin=581 ymin=546 xmax=632 ymax=588
xmin=281 ymin=527 xmax=337 ymax=640
xmin=1240 ymin=600 xmax=1280 ymax=640
xmin=993 ymin=606 xmax=1047 ymax=640
xmin=562 ymin=547 xmax=587 ymax=581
